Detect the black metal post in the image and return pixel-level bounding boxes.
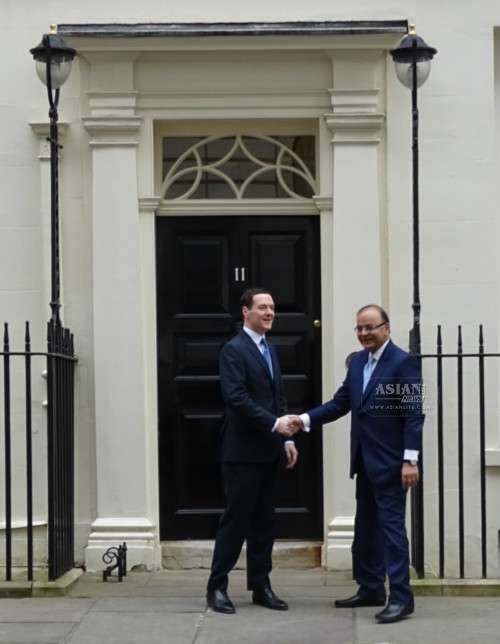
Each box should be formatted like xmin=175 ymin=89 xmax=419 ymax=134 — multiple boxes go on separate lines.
xmin=3 ymin=323 xmax=12 ymax=581
xmin=25 ymin=322 xmax=34 ymax=581
xmin=457 ymin=325 xmax=465 ymax=578
xmin=29 ymin=30 xmax=77 ymax=581
xmin=46 ymin=60 xmax=62 ymax=323
xmin=409 ymin=48 xmax=421 ymax=356
xmin=408 ymin=47 xmax=425 ymax=578
xmin=436 ymin=325 xmax=445 ymax=578
xmin=478 ymin=325 xmax=487 ymax=578
xmin=390 ymin=28 xmax=436 ymax=581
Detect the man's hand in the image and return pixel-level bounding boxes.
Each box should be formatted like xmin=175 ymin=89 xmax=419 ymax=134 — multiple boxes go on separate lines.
xmin=401 ymin=462 xmax=419 ymax=489
xmin=284 ymin=442 xmax=299 ymax=469
xmin=288 ymin=415 xmax=304 ymax=432
xmin=276 ymin=415 xmax=303 ymax=437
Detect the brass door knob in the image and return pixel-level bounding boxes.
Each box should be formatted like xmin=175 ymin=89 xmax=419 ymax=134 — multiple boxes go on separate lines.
xmin=313 ymin=319 xmax=321 ymax=328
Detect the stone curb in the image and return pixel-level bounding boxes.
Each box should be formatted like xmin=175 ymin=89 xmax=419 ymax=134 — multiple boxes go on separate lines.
xmin=412 ymin=578 xmax=500 ymax=596
xmin=2 ymin=569 xmax=500 ymax=598
xmin=0 ymin=568 xmax=83 ymax=598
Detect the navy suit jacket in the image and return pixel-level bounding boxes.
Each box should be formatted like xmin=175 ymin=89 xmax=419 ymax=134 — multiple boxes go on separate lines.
xmin=219 ymin=329 xmax=287 ymax=463
xmin=308 ymin=340 xmax=424 ymax=487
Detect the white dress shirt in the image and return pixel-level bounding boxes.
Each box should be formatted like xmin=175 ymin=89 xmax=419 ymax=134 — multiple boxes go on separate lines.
xmin=242 ymin=325 xmax=293 ymax=444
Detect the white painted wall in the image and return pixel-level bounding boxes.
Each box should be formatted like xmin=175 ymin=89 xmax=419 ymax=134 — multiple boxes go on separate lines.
xmin=1 ymin=0 xmax=499 ymax=575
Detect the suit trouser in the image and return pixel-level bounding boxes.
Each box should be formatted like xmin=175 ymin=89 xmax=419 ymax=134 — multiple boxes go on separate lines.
xmin=207 ymin=462 xmax=277 ymax=592
xmin=353 ymin=455 xmax=413 ymax=604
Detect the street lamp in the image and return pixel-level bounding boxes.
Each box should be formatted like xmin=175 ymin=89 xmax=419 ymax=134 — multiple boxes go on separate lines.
xmin=390 ymin=25 xmax=437 ymax=355
xmin=390 ymin=25 xmax=437 ymax=579
xmin=30 ymin=25 xmax=76 ymax=323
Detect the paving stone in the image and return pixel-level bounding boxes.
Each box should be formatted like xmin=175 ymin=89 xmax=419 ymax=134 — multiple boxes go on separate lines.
xmin=355 ymin=597 xmax=500 ymax=644
xmin=90 ymin=596 xmax=206 ymax=613
xmin=0 ymin=599 xmax=93 ymax=623
xmin=0 ymin=621 xmax=75 ymax=643
xmin=199 ymin=600 xmax=354 ymax=644
xmin=66 ymin=612 xmax=201 ymax=644
xmin=3 ymin=570 xmax=500 ymax=644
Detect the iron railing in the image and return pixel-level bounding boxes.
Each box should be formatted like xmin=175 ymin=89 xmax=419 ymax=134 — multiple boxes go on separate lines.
xmin=1 ymin=320 xmax=76 ymax=581
xmin=411 ymin=324 xmax=494 ymax=579
xmin=1 ymin=318 xmax=497 ymax=580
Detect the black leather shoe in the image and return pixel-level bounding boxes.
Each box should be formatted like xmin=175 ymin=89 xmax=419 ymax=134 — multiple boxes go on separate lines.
xmin=206 ymin=589 xmax=236 ymax=614
xmin=335 ymin=592 xmax=386 ymax=608
xmin=375 ymin=600 xmax=414 ymax=623
xmin=252 ymin=587 xmax=288 ymax=611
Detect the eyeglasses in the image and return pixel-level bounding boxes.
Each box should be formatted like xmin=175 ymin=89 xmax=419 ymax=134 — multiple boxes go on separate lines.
xmin=354 ymin=322 xmax=387 ymax=334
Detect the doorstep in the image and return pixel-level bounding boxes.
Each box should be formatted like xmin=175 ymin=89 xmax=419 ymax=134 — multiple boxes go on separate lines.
xmin=161 ymin=540 xmax=322 ymax=570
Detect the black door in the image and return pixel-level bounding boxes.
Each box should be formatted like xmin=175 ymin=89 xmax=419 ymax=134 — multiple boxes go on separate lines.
xmin=156 ymin=216 xmax=322 ymax=539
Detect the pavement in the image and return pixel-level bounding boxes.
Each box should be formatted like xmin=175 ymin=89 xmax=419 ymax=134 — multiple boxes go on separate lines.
xmin=0 ymin=568 xmax=498 ymax=644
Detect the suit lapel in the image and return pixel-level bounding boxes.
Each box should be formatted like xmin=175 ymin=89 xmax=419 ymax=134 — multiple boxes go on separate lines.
xmin=240 ymin=330 xmax=274 ymax=384
xmin=353 ymin=353 xmax=367 ymax=399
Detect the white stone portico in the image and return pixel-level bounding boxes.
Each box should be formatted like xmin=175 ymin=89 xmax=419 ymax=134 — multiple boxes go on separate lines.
xmin=59 ymin=25 xmax=394 ymax=571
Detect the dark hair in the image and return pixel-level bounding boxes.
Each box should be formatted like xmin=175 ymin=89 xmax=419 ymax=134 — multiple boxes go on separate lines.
xmin=240 ymin=287 xmax=272 ymax=309
xmin=356 ymin=304 xmax=390 ymax=324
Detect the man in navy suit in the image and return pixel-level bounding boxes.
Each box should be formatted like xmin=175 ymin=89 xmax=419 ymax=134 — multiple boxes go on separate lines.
xmin=206 ymin=288 xmax=299 ymax=614
xmin=294 ymin=304 xmax=424 ymax=623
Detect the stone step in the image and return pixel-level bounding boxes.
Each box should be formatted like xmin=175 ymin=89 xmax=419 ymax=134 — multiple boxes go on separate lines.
xmin=161 ymin=540 xmax=322 ymax=570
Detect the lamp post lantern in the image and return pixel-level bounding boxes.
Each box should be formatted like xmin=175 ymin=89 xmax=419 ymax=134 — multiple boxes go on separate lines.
xmin=390 ymin=25 xmax=437 ymax=355
xmin=30 ymin=25 xmax=76 ymax=323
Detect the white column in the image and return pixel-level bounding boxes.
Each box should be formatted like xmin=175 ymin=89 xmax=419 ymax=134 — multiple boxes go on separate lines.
xmin=82 ymin=116 xmax=161 ymax=570
xmin=320 ymin=53 xmax=386 ymax=570
xmin=138 ymin=195 xmax=162 ymax=547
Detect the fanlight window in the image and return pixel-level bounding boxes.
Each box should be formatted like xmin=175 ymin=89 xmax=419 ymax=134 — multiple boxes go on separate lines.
xmin=161 ymin=135 xmax=316 ymax=200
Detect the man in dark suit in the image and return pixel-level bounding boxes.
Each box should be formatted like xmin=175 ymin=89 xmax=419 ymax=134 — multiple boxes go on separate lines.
xmin=293 ymin=304 xmax=424 ymax=623
xmin=206 ymin=287 xmax=298 ymax=614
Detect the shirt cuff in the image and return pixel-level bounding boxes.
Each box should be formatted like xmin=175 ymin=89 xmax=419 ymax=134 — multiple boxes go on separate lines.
xmin=404 ymin=449 xmax=419 ymax=462
xmin=271 ymin=419 xmax=279 ymax=432
xmin=300 ymin=413 xmax=311 ymax=432
xmin=285 ymin=440 xmax=295 ymax=446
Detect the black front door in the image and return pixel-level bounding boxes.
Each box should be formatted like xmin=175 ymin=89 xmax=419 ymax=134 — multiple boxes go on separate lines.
xmin=156 ymin=215 xmax=322 ymax=539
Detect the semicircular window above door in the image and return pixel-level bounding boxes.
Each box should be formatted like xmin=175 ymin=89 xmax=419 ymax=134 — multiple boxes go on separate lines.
xmin=161 ymin=134 xmax=316 ymax=200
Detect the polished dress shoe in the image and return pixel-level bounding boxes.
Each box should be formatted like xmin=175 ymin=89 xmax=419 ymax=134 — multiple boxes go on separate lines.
xmin=375 ymin=600 xmax=414 ymax=623
xmin=252 ymin=586 xmax=288 ymax=611
xmin=206 ymin=589 xmax=236 ymax=614
xmin=335 ymin=592 xmax=386 ymax=608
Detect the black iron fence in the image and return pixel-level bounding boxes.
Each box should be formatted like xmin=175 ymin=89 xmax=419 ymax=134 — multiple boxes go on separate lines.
xmin=411 ymin=324 xmax=497 ymax=579
xmin=1 ymin=318 xmax=497 ymax=580
xmin=1 ymin=320 xmax=76 ymax=581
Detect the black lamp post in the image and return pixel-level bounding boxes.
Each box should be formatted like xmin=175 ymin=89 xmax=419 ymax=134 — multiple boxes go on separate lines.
xmin=390 ymin=25 xmax=437 ymax=355
xmin=390 ymin=25 xmax=437 ymax=578
xmin=30 ymin=25 xmax=76 ymax=323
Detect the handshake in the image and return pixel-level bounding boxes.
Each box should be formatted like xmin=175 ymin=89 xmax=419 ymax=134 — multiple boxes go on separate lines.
xmin=276 ymin=414 xmax=304 ymax=438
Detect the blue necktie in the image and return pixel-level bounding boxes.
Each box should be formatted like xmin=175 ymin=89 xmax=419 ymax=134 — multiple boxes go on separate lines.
xmin=260 ymin=338 xmax=274 ymax=379
xmin=362 ymin=354 xmax=376 ymax=392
